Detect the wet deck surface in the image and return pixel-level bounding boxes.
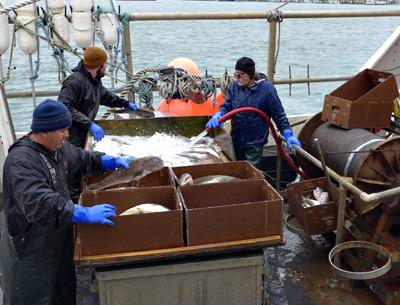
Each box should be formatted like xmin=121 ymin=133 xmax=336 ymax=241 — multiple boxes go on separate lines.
xmin=264 ymin=224 xmax=384 ymax=305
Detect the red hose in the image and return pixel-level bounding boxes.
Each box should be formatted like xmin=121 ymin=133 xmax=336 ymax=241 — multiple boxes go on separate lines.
xmin=209 ymin=107 xmax=309 ymax=180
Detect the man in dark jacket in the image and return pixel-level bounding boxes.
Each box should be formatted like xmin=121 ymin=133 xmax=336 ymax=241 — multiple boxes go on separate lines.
xmin=206 ymin=57 xmax=301 ymax=169
xmin=58 ymin=46 xmax=137 ymax=148
xmin=0 ymin=99 xmax=133 ymax=305
xmin=59 ymin=46 xmax=137 ymax=201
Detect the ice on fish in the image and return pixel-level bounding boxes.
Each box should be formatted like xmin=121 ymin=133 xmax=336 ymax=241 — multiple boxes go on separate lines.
xmin=119 ymin=203 xmax=170 ymax=216
xmin=87 ymin=156 xmax=164 ymax=191
xmin=92 ymin=133 xmax=223 ymax=166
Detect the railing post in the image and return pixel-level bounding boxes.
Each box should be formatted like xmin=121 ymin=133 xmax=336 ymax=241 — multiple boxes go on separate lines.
xmin=334 ymin=180 xmax=350 ymax=266
xmin=124 ymin=22 xmax=135 ymax=102
xmin=267 ymin=20 xmax=277 ymax=82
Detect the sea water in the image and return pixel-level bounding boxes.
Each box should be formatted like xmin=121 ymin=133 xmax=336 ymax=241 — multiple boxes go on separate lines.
xmin=2 ymin=0 xmax=400 ymax=131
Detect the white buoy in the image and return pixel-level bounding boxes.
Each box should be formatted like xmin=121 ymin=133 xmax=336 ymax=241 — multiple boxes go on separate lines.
xmin=71 ymin=0 xmax=93 ymax=12
xmin=0 ymin=14 xmax=9 ymax=55
xmin=16 ymin=16 xmax=38 ymax=54
xmin=52 ymin=14 xmax=70 ymax=45
xmin=47 ymin=0 xmax=65 ymax=15
xmin=72 ymin=11 xmax=93 ymax=48
xmin=99 ymin=13 xmax=118 ymax=47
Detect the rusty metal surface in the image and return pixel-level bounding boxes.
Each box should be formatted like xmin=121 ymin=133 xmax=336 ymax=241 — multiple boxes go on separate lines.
xmin=297 ymin=112 xmax=400 ymax=215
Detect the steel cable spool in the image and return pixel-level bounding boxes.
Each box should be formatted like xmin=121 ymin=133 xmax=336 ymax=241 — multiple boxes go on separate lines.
xmin=297 ymin=112 xmax=400 ymax=215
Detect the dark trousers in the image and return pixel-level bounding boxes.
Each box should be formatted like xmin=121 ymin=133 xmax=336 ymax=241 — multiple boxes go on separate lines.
xmin=233 ymin=144 xmax=263 ymax=170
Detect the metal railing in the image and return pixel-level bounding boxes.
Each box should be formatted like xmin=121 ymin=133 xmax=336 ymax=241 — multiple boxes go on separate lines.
xmin=5 ymin=8 xmax=400 ymax=99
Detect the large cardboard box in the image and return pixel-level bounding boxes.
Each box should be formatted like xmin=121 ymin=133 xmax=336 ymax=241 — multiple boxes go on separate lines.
xmin=77 ymin=187 xmax=183 ymax=256
xmin=287 ymin=177 xmax=338 ymax=236
xmin=172 ymin=161 xmax=264 ymax=183
xmin=180 ymin=179 xmax=283 ymax=246
xmin=322 ymin=69 xmax=399 ymax=129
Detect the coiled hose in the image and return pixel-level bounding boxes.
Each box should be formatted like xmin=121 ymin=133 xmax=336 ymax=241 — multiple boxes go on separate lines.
xmin=214 ymin=107 xmax=309 ymax=180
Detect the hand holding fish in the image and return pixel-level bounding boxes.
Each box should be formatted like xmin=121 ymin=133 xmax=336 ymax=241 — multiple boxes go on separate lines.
xmin=101 ymin=155 xmax=136 ymax=171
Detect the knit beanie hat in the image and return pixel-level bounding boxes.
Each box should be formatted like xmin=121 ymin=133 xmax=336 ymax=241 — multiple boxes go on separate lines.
xmin=83 ymin=47 xmax=107 ymax=69
xmin=235 ymin=57 xmax=256 ymax=78
xmin=31 ymin=99 xmax=72 ymax=132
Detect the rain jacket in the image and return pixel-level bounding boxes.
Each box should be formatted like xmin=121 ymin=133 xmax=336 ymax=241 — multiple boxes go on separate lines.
xmin=0 ymin=136 xmax=103 ymax=305
xmin=58 ymin=60 xmax=129 ymax=148
xmin=219 ymin=79 xmax=290 ymax=148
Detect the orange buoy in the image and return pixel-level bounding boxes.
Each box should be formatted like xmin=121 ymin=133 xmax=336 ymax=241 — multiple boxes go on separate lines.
xmin=158 ymin=58 xmax=226 ymax=116
xmin=168 ymin=57 xmax=200 ymax=76
xmin=157 ymin=96 xmax=220 ymax=116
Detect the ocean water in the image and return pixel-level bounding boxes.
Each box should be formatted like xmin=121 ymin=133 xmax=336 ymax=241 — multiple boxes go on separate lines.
xmin=2 ymin=0 xmax=400 ymax=131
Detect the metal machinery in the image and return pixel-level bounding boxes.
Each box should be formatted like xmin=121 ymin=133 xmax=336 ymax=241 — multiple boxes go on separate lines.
xmin=296 ymin=112 xmax=400 ymax=305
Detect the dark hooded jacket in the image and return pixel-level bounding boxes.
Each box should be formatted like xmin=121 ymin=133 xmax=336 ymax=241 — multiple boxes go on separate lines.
xmin=219 ymin=79 xmax=290 ymax=148
xmin=58 ymin=60 xmax=129 ymax=148
xmin=0 ymin=136 xmax=103 ymax=305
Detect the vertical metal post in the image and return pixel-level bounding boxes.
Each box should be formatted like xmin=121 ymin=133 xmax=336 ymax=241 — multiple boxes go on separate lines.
xmin=268 ymin=20 xmax=280 ymax=189
xmin=267 ymin=20 xmax=277 ymax=82
xmin=276 ymin=148 xmax=282 ymax=191
xmin=334 ymin=181 xmax=348 ymax=266
xmin=28 ymin=54 xmax=37 ymax=107
xmin=123 ymin=23 xmax=134 ymax=102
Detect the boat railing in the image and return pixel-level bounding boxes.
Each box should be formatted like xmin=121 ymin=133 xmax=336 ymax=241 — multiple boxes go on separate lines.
xmin=4 ymin=8 xmax=400 ymax=99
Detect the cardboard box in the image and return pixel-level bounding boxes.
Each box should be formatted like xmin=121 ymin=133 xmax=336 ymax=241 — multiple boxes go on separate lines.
xmin=83 ymin=167 xmax=174 ymax=191
xmin=322 ymin=69 xmax=399 ymax=129
xmin=287 ymin=177 xmax=338 ymax=236
xmin=77 ymin=187 xmax=183 ymax=256
xmin=180 ymin=179 xmax=283 ymax=246
xmin=172 ymin=161 xmax=264 ymax=183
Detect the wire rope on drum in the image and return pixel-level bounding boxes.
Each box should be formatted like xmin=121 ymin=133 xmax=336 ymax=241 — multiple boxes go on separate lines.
xmin=309 ymin=122 xmax=383 ymax=177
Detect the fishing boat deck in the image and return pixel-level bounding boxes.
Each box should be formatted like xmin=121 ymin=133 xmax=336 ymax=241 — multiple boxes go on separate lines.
xmin=71 ymin=219 xmax=384 ymax=305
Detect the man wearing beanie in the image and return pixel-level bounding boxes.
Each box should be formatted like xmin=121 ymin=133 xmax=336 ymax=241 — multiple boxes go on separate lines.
xmin=59 ymin=46 xmax=138 ymax=148
xmin=206 ymin=57 xmax=301 ymax=169
xmin=0 ymin=99 xmax=135 ymax=305
xmin=59 ymin=46 xmax=138 ymax=202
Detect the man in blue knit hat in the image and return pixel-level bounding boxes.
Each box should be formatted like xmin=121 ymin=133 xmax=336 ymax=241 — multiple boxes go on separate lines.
xmin=0 ymin=99 xmax=134 ymax=305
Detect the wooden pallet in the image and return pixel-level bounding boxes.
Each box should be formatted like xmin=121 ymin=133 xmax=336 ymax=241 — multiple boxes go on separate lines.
xmin=74 ymin=235 xmax=283 ymax=268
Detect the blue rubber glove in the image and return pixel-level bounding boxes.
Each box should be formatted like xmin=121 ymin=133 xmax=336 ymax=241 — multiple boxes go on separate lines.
xmin=127 ymin=102 xmax=137 ymax=112
xmin=282 ymin=129 xmax=302 ymax=150
xmin=101 ymin=155 xmax=135 ymax=171
xmin=205 ymin=111 xmax=223 ymax=129
xmin=89 ymin=123 xmax=105 ymax=142
xmin=72 ymin=204 xmax=116 ymax=225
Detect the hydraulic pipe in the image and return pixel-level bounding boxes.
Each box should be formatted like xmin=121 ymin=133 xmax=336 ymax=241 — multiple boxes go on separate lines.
xmin=293 ymin=145 xmax=400 ymax=203
xmin=213 ymin=107 xmax=309 ymax=180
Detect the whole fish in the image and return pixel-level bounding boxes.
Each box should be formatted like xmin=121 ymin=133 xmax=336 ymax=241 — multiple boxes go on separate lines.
xmin=88 ymin=156 xmax=164 ymax=191
xmin=193 ymin=175 xmax=238 ymax=185
xmin=119 ymin=203 xmax=170 ymax=216
xmin=178 ymin=173 xmax=194 ymax=186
